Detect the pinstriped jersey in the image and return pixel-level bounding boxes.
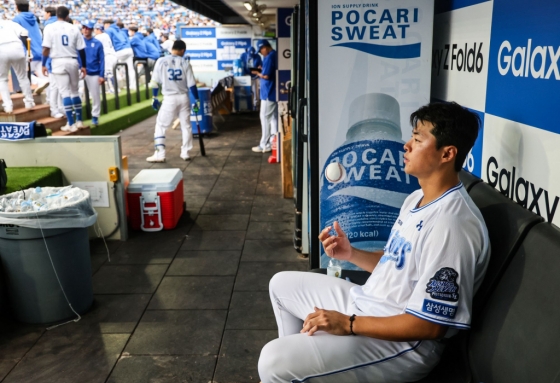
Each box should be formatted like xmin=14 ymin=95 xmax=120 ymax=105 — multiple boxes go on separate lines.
xmin=151 ymin=54 xmax=196 ymax=97
xmin=350 ymin=183 xmax=490 ymax=332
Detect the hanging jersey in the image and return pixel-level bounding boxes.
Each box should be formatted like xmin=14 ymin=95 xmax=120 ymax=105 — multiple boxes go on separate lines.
xmin=94 ymin=32 xmax=116 ymax=56
xmin=0 ymin=20 xmax=28 ymax=45
xmin=43 ymin=20 xmax=85 ymax=58
xmin=350 ymin=183 xmax=490 ymax=331
xmin=151 ymin=54 xmax=196 ymax=97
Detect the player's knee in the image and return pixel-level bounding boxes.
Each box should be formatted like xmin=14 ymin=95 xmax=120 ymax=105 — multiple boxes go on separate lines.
xmin=269 ymin=271 xmax=291 ymax=295
xmin=258 ymin=339 xmax=289 ymax=383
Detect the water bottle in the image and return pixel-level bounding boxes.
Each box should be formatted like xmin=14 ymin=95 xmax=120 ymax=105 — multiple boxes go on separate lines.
xmin=319 ymin=93 xmax=420 ymax=270
xmin=327 ymin=257 xmax=342 ymax=278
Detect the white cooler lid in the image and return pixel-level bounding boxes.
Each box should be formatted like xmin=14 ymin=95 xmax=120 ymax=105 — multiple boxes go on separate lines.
xmin=128 ymin=169 xmax=183 ymax=193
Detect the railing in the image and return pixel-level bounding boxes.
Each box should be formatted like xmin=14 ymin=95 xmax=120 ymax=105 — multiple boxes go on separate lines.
xmin=82 ymin=59 xmax=152 ymax=119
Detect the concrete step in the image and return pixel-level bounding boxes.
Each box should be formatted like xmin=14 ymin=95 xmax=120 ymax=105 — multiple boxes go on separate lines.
xmin=0 ymin=104 xmax=51 ymax=123
xmin=6 ymin=93 xmax=45 ymax=110
xmin=38 ymin=116 xmax=67 ymax=133
xmin=52 ymin=126 xmax=91 ymax=136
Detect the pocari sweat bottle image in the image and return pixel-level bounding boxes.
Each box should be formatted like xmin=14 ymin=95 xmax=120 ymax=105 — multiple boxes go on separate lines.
xmin=320 ymin=93 xmax=420 ymax=270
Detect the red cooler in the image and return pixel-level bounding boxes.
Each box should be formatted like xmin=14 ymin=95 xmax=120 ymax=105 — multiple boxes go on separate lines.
xmin=128 ymin=169 xmax=184 ymax=231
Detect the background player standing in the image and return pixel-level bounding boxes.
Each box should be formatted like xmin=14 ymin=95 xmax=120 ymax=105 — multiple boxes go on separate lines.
xmin=147 ymin=40 xmax=199 ymax=163
xmin=13 ymin=0 xmax=47 ymax=90
xmin=93 ymin=23 xmax=116 ymax=93
xmin=81 ymin=20 xmax=105 ymax=128
xmin=0 ymin=19 xmax=35 ymax=113
xmin=251 ymin=39 xmax=277 ymax=153
xmin=42 ymin=6 xmax=86 ymax=133
xmin=43 ymin=6 xmax=65 ymax=119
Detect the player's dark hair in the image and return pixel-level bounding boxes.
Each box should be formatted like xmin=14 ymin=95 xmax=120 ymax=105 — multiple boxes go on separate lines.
xmin=410 ymin=102 xmax=480 ymax=172
xmin=45 ymin=6 xmax=56 ymax=16
xmin=103 ymin=19 xmax=114 ymax=24
xmin=147 ymin=28 xmax=153 ymax=34
xmin=129 ymin=25 xmax=138 ymax=32
xmin=56 ymin=6 xmax=69 ymax=20
xmin=16 ymin=3 xmax=29 ymax=12
xmin=116 ymin=22 xmax=124 ymax=29
xmin=172 ymin=40 xmax=186 ymax=51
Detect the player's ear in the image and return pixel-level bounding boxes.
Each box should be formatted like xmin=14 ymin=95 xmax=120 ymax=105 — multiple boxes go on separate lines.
xmin=440 ymin=145 xmax=457 ymax=165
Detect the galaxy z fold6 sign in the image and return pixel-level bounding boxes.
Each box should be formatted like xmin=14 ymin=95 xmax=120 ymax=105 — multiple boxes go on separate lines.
xmin=318 ymin=0 xmax=434 ymax=269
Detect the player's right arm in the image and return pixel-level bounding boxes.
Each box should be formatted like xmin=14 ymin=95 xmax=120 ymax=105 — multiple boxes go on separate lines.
xmin=319 ymin=221 xmax=383 ymax=273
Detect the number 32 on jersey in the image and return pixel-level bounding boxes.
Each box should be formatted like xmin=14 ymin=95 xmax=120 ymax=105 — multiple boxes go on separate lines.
xmin=168 ymin=69 xmax=183 ymax=81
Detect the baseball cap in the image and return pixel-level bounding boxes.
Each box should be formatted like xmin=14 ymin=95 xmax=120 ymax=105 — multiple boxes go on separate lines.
xmin=94 ymin=23 xmax=103 ymax=30
xmin=256 ymin=39 xmax=271 ymax=52
xmin=82 ymin=20 xmax=95 ymax=29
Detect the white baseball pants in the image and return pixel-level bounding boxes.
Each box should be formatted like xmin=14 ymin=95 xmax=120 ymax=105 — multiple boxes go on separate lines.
xmin=252 ymin=78 xmax=260 ymax=110
xmin=0 ymin=42 xmax=33 ymax=110
xmin=153 ymin=93 xmax=193 ymax=159
xmin=84 ymin=75 xmax=101 ymax=118
xmin=51 ymin=58 xmax=80 ymax=98
xmin=258 ymin=271 xmax=445 ymax=383
xmin=259 ymin=99 xmax=278 ymax=148
xmin=104 ymin=53 xmax=117 ymax=92
xmin=115 ymin=48 xmax=136 ymax=90
xmin=48 ymin=72 xmax=64 ymax=116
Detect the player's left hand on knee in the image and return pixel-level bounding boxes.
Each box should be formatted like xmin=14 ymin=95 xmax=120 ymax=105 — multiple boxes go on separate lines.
xmin=301 ymin=307 xmax=351 ymax=336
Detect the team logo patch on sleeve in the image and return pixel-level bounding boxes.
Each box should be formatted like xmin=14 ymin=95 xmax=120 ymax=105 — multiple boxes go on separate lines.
xmin=425 ymin=267 xmax=459 ymax=302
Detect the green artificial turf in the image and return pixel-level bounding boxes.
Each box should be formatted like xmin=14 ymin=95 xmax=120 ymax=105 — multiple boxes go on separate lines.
xmin=84 ymin=99 xmax=157 ymax=136
xmin=2 ymin=167 xmax=63 ymax=195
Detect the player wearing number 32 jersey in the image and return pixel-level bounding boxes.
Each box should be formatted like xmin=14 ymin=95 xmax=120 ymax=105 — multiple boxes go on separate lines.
xmin=42 ymin=6 xmax=86 ymax=133
xmin=147 ymin=39 xmax=200 ymax=163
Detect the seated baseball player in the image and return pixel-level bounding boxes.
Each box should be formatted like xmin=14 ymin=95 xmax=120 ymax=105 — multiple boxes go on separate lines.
xmin=258 ymin=102 xmax=490 ymax=383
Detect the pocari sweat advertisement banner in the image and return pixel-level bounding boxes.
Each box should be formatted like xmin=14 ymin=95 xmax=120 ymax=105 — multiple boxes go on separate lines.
xmin=433 ymin=0 xmax=560 ymax=226
xmin=318 ymin=0 xmax=434 ymax=269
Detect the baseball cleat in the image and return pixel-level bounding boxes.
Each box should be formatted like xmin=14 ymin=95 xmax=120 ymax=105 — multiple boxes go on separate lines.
xmin=146 ymin=154 xmax=166 ymax=163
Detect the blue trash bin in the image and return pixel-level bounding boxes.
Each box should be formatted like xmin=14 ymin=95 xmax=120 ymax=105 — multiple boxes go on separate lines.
xmin=191 ymin=87 xmax=212 ymax=135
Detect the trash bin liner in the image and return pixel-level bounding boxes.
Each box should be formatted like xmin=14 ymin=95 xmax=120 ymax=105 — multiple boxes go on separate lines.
xmin=0 ymin=186 xmax=97 ymax=324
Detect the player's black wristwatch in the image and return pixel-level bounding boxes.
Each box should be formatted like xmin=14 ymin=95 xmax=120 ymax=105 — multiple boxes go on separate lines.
xmin=349 ymin=314 xmax=357 ymax=336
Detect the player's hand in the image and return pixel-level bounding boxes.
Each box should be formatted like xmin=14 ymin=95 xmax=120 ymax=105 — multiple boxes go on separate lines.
xmin=98 ymin=77 xmax=105 ymax=85
xmin=301 ymin=307 xmax=351 ymax=336
xmin=151 ymin=97 xmax=161 ymax=111
xmin=80 ymin=67 xmax=86 ymax=78
xmin=319 ymin=221 xmax=352 ymax=261
xmin=26 ymin=56 xmax=33 ymax=63
xmin=42 ymin=66 xmax=48 ymax=76
xmin=192 ymin=99 xmax=200 ymax=114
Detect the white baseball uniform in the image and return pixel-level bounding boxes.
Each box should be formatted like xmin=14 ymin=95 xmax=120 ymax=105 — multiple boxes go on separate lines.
xmin=259 ymin=183 xmax=490 ymax=383
xmin=150 ymin=54 xmax=197 ymax=159
xmin=94 ymin=32 xmax=116 ymax=91
xmin=0 ymin=20 xmax=34 ymax=111
xmin=42 ymin=20 xmax=85 ymax=99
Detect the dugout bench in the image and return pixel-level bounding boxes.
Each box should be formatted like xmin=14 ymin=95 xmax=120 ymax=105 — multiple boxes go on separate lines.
xmin=312 ymin=170 xmax=560 ymax=383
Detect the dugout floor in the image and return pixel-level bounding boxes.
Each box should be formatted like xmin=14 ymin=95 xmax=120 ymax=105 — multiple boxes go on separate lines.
xmin=0 ymin=112 xmax=307 ymax=382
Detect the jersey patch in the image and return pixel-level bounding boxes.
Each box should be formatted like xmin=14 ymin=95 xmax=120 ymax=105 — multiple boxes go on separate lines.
xmin=422 ymin=299 xmax=457 ymax=319
xmin=425 ymin=267 xmax=459 ymax=302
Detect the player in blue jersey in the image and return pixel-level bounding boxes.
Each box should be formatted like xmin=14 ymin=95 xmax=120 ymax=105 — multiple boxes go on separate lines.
xmin=251 ymin=39 xmax=277 ymax=153
xmin=259 ymin=102 xmax=490 ymax=383
xmin=81 ymin=20 xmax=105 ymax=127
